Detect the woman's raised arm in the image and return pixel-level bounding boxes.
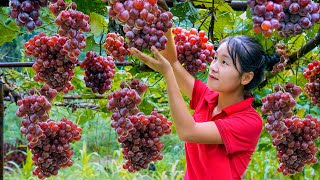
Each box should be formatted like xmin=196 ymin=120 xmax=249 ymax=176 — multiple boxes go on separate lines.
xmin=160 ymin=29 xmax=195 ymax=99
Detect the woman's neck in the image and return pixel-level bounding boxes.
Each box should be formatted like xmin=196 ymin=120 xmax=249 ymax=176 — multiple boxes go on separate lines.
xmin=216 ymin=89 xmax=245 ymax=111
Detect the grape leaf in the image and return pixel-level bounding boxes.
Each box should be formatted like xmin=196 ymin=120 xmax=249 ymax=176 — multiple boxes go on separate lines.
xmin=84 ymin=35 xmax=101 ymax=52
xmin=170 ymin=2 xmax=199 ymax=24
xmin=89 ymin=12 xmax=108 ymax=36
xmin=73 ymin=0 xmax=107 ymax=15
xmin=0 ymin=20 xmax=20 ymax=46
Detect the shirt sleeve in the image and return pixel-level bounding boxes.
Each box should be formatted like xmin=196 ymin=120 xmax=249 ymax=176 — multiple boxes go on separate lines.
xmin=215 ymin=112 xmax=263 ymax=154
xmin=189 ymin=79 xmax=208 ymax=110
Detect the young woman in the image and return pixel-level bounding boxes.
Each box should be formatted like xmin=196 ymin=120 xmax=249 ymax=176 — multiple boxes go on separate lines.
xmin=128 ymin=30 xmax=276 ymax=179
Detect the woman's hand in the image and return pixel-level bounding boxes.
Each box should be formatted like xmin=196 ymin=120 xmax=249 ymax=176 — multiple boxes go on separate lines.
xmin=129 ymin=46 xmax=173 ymax=77
xmin=160 ymin=29 xmax=178 ymax=65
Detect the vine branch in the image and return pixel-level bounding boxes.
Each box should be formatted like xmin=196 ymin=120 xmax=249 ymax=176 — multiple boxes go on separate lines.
xmin=260 ymin=30 xmax=320 ymax=89
xmin=191 ymin=1 xmax=248 ymax=11
xmin=0 ymin=0 xmax=9 ymax=7
xmin=54 ymin=102 xmax=99 ymax=110
xmin=208 ymin=0 xmax=215 ymax=42
xmin=288 ymin=30 xmax=320 ymax=65
xmin=0 ymin=0 xmax=247 ymax=11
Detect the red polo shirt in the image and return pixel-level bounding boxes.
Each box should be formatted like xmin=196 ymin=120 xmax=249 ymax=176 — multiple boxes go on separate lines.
xmin=185 ymin=79 xmax=263 ymax=180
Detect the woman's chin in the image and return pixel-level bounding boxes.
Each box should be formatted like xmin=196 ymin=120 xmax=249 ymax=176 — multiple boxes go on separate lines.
xmin=207 ymin=84 xmax=219 ymax=91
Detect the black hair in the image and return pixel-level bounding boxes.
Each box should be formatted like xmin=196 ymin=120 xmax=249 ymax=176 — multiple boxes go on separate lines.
xmin=219 ymin=35 xmax=279 ymax=91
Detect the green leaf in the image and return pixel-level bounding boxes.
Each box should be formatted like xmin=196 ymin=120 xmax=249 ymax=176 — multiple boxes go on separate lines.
xmin=170 ymin=2 xmax=199 ymax=24
xmin=139 ymin=97 xmax=159 ymax=115
xmin=89 ymin=12 xmax=108 ymax=36
xmin=73 ymin=0 xmax=107 ymax=15
xmin=76 ymin=108 xmax=95 ymax=125
xmin=84 ymin=35 xmax=101 ymax=52
xmin=214 ymin=3 xmax=235 ymax=37
xmin=287 ymin=34 xmax=307 ymax=52
xmin=0 ymin=20 xmax=20 ymax=46
xmin=216 ymin=3 xmax=235 ymax=13
xmin=21 ymin=148 xmax=33 ymax=178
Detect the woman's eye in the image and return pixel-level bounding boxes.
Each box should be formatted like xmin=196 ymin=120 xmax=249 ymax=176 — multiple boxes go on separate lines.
xmin=222 ymin=60 xmax=228 ymax=65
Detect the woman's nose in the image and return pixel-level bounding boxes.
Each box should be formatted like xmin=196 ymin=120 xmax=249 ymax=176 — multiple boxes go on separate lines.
xmin=210 ymin=60 xmax=218 ymax=72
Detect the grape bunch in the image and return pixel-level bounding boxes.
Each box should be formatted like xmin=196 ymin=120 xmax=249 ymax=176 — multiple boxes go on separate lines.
xmin=276 ymin=115 xmax=319 ymax=175
xmin=80 ymin=51 xmax=116 ymax=94
xmin=262 ymin=83 xmax=302 ymax=143
xmin=107 ymin=0 xmax=173 ymax=51
xmin=248 ymin=0 xmax=284 ymax=37
xmin=55 ymin=9 xmax=90 ymax=38
xmin=124 ymin=25 xmax=166 ymax=51
xmin=107 ymin=79 xmax=147 ymax=115
xmin=272 ymin=43 xmax=289 ymax=74
xmin=16 ymin=94 xmax=51 ymax=150
xmin=172 ymin=27 xmax=215 ymax=75
xmin=4 ymin=141 xmax=27 ymax=171
xmin=104 ymin=33 xmax=130 ymax=62
xmin=31 ymin=118 xmax=82 ymax=179
xmin=120 ymin=78 xmax=148 ymax=95
xmin=29 ymin=85 xmax=58 ymax=102
xmin=107 ymin=79 xmax=146 ymax=156
xmin=49 ymin=0 xmax=77 ymax=17
xmin=16 ymin=89 xmax=81 ymax=178
xmin=262 ymin=83 xmax=320 ymax=175
xmin=123 ymin=10 xmax=173 ymax=51
xmin=106 ymin=1 xmax=173 ymax=53
xmin=262 ymin=91 xmax=296 ymax=144
xmin=16 ymin=95 xmax=51 ymax=122
xmin=278 ymin=0 xmax=319 ymax=37
xmin=151 ymin=10 xmax=173 ymax=33
xmin=121 ymin=111 xmax=172 ymax=172
xmin=108 ymin=0 xmax=159 ymax=29
xmin=8 ymin=0 xmax=55 ymax=31
xmin=25 ymin=32 xmax=76 ymax=93
xmin=20 ymin=117 xmax=46 ymax=149
xmin=274 ymin=82 xmax=302 ymax=98
xmin=107 ymin=79 xmax=172 ymax=172
xmin=107 ymin=79 xmax=147 ymax=136
xmin=303 ymin=60 xmax=320 ymax=107
xmin=55 ymin=9 xmax=90 ymax=63
xmin=248 ymin=0 xmax=320 ymax=37
xmin=262 ymin=82 xmax=302 ymax=118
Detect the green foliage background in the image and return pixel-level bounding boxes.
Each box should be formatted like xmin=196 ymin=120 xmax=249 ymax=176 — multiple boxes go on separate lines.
xmin=1 ymin=0 xmax=319 ymax=179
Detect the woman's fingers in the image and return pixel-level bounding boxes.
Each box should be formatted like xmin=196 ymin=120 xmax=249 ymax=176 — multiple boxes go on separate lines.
xmin=150 ymin=46 xmax=165 ymax=61
xmin=129 ymin=47 xmax=158 ymax=65
xmin=128 ymin=47 xmax=172 ymax=75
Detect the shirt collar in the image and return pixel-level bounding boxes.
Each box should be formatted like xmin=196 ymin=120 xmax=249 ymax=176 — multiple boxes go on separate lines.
xmin=204 ymin=92 xmax=254 ymax=115
xmin=204 ymin=91 xmax=219 ymax=104
xmin=223 ymin=97 xmax=254 ymax=115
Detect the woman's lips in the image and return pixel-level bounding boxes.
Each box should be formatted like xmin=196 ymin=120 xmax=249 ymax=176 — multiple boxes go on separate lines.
xmin=209 ymin=74 xmax=218 ymax=80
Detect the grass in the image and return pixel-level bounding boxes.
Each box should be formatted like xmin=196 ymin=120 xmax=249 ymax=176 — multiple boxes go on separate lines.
xmin=4 ymin=140 xmax=185 ymax=180
xmin=3 ymin=102 xmax=319 ymax=180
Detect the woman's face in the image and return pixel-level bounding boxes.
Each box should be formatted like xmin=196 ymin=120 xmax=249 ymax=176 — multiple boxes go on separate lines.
xmin=207 ymin=42 xmax=243 ymax=93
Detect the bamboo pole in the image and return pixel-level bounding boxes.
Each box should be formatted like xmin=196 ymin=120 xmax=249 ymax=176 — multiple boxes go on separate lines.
xmin=0 ymin=61 xmax=133 ymax=68
xmin=0 ymin=77 xmax=4 ymax=179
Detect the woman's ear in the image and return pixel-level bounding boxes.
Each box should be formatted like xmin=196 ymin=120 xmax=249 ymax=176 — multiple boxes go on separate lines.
xmin=241 ymin=72 xmax=254 ymax=86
